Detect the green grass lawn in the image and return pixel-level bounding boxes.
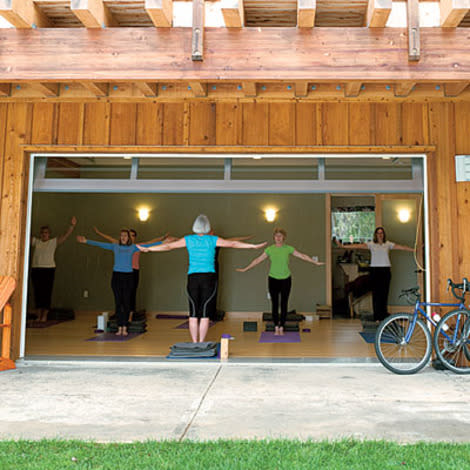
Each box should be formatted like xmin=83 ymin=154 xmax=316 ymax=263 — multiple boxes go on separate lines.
xmin=0 ymin=440 xmax=469 ymax=470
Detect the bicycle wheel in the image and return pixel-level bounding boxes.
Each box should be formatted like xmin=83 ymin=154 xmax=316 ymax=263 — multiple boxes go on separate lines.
xmin=375 ymin=313 xmax=432 ymax=375
xmin=433 ymin=309 xmax=470 ymax=374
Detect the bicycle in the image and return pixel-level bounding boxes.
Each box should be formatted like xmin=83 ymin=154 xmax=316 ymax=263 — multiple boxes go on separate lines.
xmin=374 ymin=278 xmax=470 ymax=375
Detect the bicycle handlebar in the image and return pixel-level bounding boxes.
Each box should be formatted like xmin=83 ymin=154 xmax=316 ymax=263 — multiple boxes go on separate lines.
xmin=447 ymin=278 xmax=469 ymax=301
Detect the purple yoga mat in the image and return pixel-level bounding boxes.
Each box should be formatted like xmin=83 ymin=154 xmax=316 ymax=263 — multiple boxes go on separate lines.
xmin=258 ymin=331 xmax=301 ymax=343
xmin=156 ymin=314 xmax=188 ymax=320
xmin=175 ymin=320 xmax=216 ymax=329
xmin=86 ymin=332 xmax=143 ymax=342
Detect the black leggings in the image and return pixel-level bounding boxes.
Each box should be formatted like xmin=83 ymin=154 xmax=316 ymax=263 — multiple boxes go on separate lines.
xmin=31 ymin=267 xmax=55 ymax=309
xmin=268 ymin=276 xmax=292 ymax=327
xmin=187 ymin=273 xmax=217 ymax=319
xmin=111 ymin=271 xmax=134 ymax=327
xmin=370 ymin=267 xmax=391 ymax=321
xmin=130 ymin=269 xmax=139 ymax=312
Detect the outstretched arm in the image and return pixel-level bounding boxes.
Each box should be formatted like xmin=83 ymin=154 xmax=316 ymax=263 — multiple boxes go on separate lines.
xmin=334 ymin=238 xmax=368 ymax=250
xmin=216 ymin=238 xmax=267 ymax=249
xmin=57 ymin=216 xmax=77 ymax=245
xmin=392 ymin=243 xmax=415 ymax=252
xmin=76 ymin=236 xmax=115 ymax=250
xmin=93 ymin=226 xmax=117 ymax=244
xmin=141 ymin=232 xmax=170 ymax=244
xmin=292 ymin=250 xmax=325 ymax=266
xmin=236 ymin=252 xmax=268 ymax=272
xmin=137 ymin=237 xmax=186 ymax=252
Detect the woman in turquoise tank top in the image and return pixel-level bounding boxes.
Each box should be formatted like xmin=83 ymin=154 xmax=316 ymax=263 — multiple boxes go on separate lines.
xmin=237 ymin=228 xmax=324 ymax=336
xmin=139 ymin=214 xmax=266 ymax=343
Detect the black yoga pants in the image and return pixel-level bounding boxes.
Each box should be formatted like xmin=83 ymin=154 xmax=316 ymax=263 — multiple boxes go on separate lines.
xmin=268 ymin=276 xmax=292 ymax=327
xmin=187 ymin=273 xmax=217 ymax=319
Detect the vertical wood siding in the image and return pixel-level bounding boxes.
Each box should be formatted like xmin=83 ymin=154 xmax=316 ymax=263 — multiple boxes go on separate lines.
xmin=0 ymin=100 xmax=469 ymax=358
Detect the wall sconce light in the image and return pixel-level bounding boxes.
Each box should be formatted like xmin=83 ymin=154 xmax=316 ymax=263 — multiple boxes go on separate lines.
xmin=138 ymin=207 xmax=150 ymax=222
xmin=265 ymin=208 xmax=277 ymax=222
xmin=397 ymin=208 xmax=411 ymax=223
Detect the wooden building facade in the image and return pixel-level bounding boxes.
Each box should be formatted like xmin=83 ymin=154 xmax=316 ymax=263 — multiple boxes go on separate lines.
xmin=1 ymin=0 xmax=470 ymax=360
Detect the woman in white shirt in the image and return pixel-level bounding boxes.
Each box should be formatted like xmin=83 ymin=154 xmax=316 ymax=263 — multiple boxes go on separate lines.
xmin=31 ymin=216 xmax=77 ymax=322
xmin=335 ymin=227 xmax=414 ymax=322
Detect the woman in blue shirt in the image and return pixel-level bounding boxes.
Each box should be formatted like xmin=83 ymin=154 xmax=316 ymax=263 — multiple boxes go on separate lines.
xmin=138 ymin=214 xmax=266 ymax=343
xmin=77 ymin=229 xmax=162 ymax=336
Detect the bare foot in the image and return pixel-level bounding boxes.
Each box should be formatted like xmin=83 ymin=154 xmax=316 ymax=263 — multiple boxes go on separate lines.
xmin=279 ymin=326 xmax=284 ymax=336
xmin=122 ymin=328 xmax=128 ymax=337
xmin=115 ymin=327 xmax=123 ymax=336
xmin=274 ymin=326 xmax=280 ymax=336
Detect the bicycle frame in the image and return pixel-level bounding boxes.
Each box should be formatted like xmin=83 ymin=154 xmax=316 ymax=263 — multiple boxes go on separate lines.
xmin=406 ymin=300 xmax=466 ymax=344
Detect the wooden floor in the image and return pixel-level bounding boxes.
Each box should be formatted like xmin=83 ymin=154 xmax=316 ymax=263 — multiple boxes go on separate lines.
xmin=25 ymin=312 xmax=376 ymax=358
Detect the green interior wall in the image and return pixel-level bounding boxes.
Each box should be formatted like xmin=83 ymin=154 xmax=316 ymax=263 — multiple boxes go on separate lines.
xmin=382 ymin=199 xmax=421 ymax=305
xmin=29 ymin=193 xmax=327 ymax=314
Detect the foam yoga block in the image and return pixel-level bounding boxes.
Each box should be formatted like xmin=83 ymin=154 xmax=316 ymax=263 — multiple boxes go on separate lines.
xmin=243 ymin=321 xmax=258 ymax=332
xmin=265 ymin=321 xmax=299 ymax=332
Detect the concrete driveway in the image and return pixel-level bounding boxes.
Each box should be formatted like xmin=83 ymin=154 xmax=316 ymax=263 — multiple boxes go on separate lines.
xmin=0 ymin=360 xmax=469 ymax=442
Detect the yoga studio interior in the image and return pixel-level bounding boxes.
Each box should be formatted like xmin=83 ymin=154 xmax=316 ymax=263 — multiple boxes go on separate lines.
xmin=24 ymin=154 xmax=426 ymax=360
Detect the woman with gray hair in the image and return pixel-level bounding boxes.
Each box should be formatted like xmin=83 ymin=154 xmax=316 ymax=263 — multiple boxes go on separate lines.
xmin=138 ymin=214 xmax=266 ymax=343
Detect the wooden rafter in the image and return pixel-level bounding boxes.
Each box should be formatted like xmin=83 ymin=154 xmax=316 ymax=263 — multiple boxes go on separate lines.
xmin=242 ymin=82 xmax=257 ymax=97
xmin=0 ymin=84 xmax=10 ymax=97
xmin=344 ymin=82 xmax=362 ymax=97
xmin=80 ymin=81 xmax=108 ymax=97
xmin=188 ymin=82 xmax=208 ymax=97
xmin=295 ymin=81 xmax=309 ymax=97
xmin=407 ymin=0 xmax=420 ymax=61
xmin=71 ymin=0 xmax=116 ymax=28
xmin=221 ymin=0 xmax=244 ymax=27
xmin=0 ymin=0 xmax=51 ymax=28
xmin=394 ymin=81 xmax=416 ymax=97
xmin=145 ymin=0 xmax=173 ymax=27
xmin=192 ymin=0 xmax=205 ymax=61
xmin=28 ymin=82 xmax=59 ymax=97
xmin=444 ymin=82 xmax=469 ymax=97
xmin=440 ymin=0 xmax=470 ymax=27
xmin=297 ymin=0 xmax=316 ymax=27
xmin=134 ymin=82 xmax=158 ymax=97
xmin=366 ymin=0 xmax=392 ymax=27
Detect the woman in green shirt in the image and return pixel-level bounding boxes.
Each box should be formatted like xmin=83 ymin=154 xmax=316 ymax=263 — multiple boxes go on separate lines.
xmin=237 ymin=228 xmax=324 ymax=335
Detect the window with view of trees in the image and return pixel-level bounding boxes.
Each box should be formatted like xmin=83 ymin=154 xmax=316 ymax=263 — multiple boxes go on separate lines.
xmin=332 ymin=210 xmax=375 ymax=244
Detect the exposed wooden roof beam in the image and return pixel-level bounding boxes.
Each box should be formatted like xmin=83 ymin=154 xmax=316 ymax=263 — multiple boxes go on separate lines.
xmin=394 ymin=81 xmax=416 ymax=97
xmin=366 ymin=0 xmax=392 ymax=27
xmin=3 ymin=29 xmax=470 ymax=82
xmin=192 ymin=0 xmax=205 ymax=61
xmin=297 ymin=0 xmax=316 ymax=27
xmin=134 ymin=82 xmax=158 ymax=97
xmin=444 ymin=81 xmax=469 ymax=97
xmin=80 ymin=81 xmax=108 ymax=97
xmin=188 ymin=82 xmax=207 ymax=97
xmin=295 ymin=81 xmax=309 ymax=97
xmin=145 ymin=0 xmax=173 ymax=27
xmin=0 ymin=84 xmax=10 ymax=97
xmin=28 ymin=82 xmax=59 ymax=97
xmin=440 ymin=0 xmax=470 ymax=27
xmin=70 ymin=0 xmax=117 ymax=28
xmin=407 ymin=0 xmax=420 ymax=61
xmin=221 ymin=0 xmax=244 ymax=27
xmin=0 ymin=0 xmax=51 ymax=28
xmin=344 ymin=82 xmax=362 ymax=97
xmin=242 ymin=82 xmax=257 ymax=97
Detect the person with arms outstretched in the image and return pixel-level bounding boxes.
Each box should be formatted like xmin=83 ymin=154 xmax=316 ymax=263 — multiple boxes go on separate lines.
xmin=138 ymin=214 xmax=266 ymax=343
xmin=237 ymin=228 xmax=324 ymax=336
